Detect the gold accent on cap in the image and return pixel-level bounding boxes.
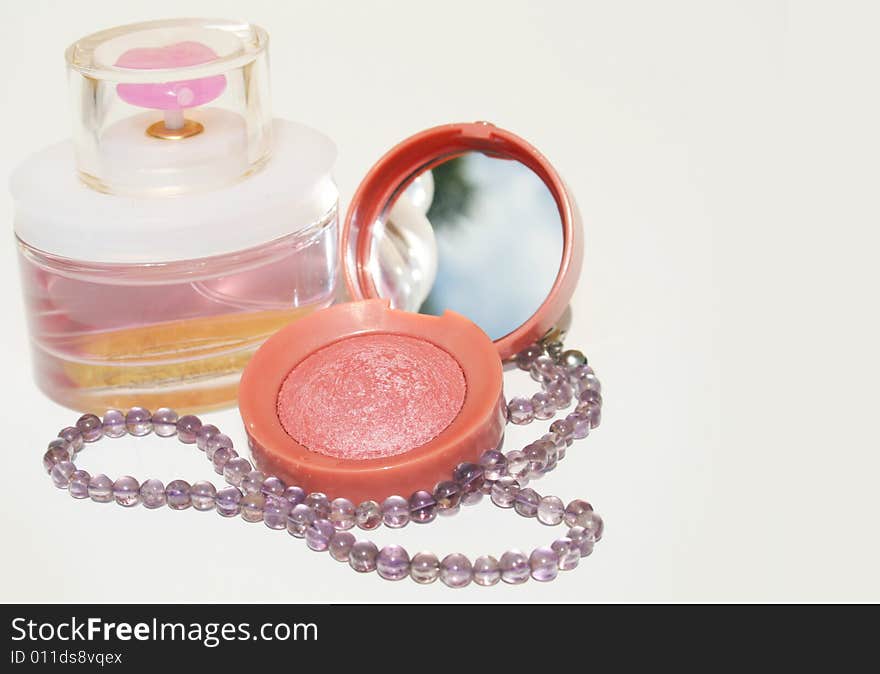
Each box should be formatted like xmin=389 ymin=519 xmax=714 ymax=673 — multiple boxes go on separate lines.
xmin=146 ymin=119 xmax=204 ymax=140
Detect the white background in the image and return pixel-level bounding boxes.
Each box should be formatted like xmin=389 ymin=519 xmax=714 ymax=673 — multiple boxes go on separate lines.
xmin=1 ymin=0 xmax=878 ymax=603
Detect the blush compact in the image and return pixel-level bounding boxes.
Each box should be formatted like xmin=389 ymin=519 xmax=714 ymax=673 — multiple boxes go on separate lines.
xmin=240 ymin=300 xmax=505 ymax=503
xmin=240 ymin=121 xmax=584 ymax=503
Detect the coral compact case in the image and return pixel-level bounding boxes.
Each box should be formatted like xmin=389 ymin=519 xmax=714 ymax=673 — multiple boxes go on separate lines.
xmin=240 ymin=121 xmax=583 ymax=502
xmin=240 ymin=300 xmax=504 ymax=503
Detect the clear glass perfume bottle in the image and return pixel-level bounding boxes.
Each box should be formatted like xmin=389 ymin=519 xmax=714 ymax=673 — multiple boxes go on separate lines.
xmin=11 ymin=19 xmax=339 ymax=413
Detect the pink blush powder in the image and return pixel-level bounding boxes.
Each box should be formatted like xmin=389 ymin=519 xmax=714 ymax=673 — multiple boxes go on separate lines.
xmin=277 ymin=334 xmax=466 ymax=460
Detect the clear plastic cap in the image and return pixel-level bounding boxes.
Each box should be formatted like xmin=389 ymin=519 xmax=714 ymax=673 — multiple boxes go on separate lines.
xmin=65 ymin=18 xmax=272 ymax=196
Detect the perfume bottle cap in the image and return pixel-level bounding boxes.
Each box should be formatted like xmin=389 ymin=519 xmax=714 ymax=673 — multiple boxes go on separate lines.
xmin=65 ymin=18 xmax=272 ymax=196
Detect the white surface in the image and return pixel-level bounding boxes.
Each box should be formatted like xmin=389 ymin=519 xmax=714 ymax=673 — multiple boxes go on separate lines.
xmin=1 ymin=0 xmax=878 ymax=603
xmin=12 ymin=119 xmax=337 ymax=262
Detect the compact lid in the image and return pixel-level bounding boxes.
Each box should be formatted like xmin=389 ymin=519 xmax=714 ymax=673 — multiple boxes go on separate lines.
xmin=65 ymin=18 xmax=272 ymax=196
xmin=342 ymin=122 xmax=583 ymax=360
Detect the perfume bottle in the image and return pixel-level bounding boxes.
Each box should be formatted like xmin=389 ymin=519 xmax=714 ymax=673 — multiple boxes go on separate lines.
xmin=11 ymin=19 xmax=339 ymax=413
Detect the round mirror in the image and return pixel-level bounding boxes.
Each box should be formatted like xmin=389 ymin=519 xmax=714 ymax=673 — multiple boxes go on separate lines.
xmin=342 ymin=122 xmax=582 ymax=359
xmin=367 ymin=151 xmax=564 ymax=341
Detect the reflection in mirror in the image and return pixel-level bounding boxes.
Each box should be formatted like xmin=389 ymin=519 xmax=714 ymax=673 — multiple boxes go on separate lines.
xmin=369 ymin=152 xmax=563 ymax=340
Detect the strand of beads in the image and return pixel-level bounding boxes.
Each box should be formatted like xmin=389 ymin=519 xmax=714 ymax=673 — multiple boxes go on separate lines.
xmin=42 ymin=342 xmax=604 ymax=588
xmin=507 ymin=341 xmax=601 ymax=433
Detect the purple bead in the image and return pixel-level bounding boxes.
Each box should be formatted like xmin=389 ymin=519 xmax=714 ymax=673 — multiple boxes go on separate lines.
xmin=101 ymin=410 xmax=126 ymax=438
xmin=453 ymin=462 xmax=484 ymax=496
xmin=577 ymin=388 xmax=603 ymax=406
xmin=568 ymin=363 xmax=596 ymax=389
xmin=241 ymin=470 xmax=267 ymax=495
xmin=113 ymin=476 xmax=140 ymax=507
xmin=88 ymin=474 xmax=113 ymax=503
xmin=507 ymin=397 xmax=534 ymax=425
xmin=48 ymin=437 xmax=72 ymax=455
xmin=305 ymin=518 xmax=335 ymax=550
xmin=349 ymin=540 xmax=379 ymax=572
xmin=165 ymin=480 xmax=192 ymax=510
xmin=550 ymin=418 xmax=574 ymax=444
xmin=563 ymin=499 xmax=594 ymax=527
xmin=529 ymin=547 xmax=560 ymax=581
xmin=523 ymin=442 xmax=549 ymax=477
xmin=190 ymin=481 xmax=216 ymax=510
xmin=356 ymin=500 xmax=382 ymax=529
xmin=58 ymin=427 xmax=83 ymax=453
xmin=537 ymin=495 xmax=565 ymax=525
xmin=68 ymin=469 xmax=91 ymax=499
xmin=575 ymin=401 xmax=601 ymax=430
xmin=539 ymin=436 xmax=559 ymax=472
xmin=410 ymin=552 xmax=440 ymax=584
xmin=240 ymin=493 xmax=266 ymax=522
xmin=212 ymin=447 xmax=238 ymax=475
xmin=573 ymin=370 xmax=601 ymax=394
xmin=575 ymin=395 xmax=601 ymax=413
xmin=568 ymin=526 xmax=596 ymax=557
xmin=409 ymin=490 xmax=437 ymax=524
xmin=552 ymin=537 xmax=580 ymax=570
xmin=43 ymin=442 xmax=70 ymax=473
xmin=515 ymin=344 xmax=543 ymax=370
xmin=381 ymin=495 xmax=410 ymax=528
xmin=283 ymin=485 xmax=306 ymax=507
xmin=575 ymin=401 xmax=601 ymax=428
xmin=473 ymin=555 xmax=501 ymax=586
xmin=205 ymin=434 xmax=233 ymax=461
xmin=439 ymin=553 xmax=472 ymax=588
xmin=287 ymin=504 xmax=315 ymax=537
xmin=461 ymin=486 xmax=483 ymax=507
xmin=566 ymin=412 xmax=590 ymax=440
xmin=433 ymin=481 xmax=461 ymax=514
xmin=490 ymin=476 xmax=520 ymax=508
xmin=176 ymin=415 xmax=202 ymax=443
xmin=530 ymin=355 xmax=557 ymax=383
xmin=500 ymin=550 xmax=530 ymax=584
xmin=139 ymin=479 xmax=166 ymax=508
xmin=377 ymin=545 xmax=410 ymax=581
xmin=545 ymin=431 xmax=567 ymax=462
xmin=479 ymin=449 xmax=507 ymax=480
xmin=514 ymin=488 xmax=540 ymax=517
xmin=261 ymin=476 xmax=286 ymax=497
xmin=263 ymin=495 xmax=291 ymax=529
xmin=531 ymin=391 xmax=556 ymax=420
xmin=329 ymin=532 xmax=356 ymax=561
xmin=574 ymin=510 xmax=603 ymax=542
xmin=125 ymin=407 xmax=152 ymax=436
xmin=546 ymin=380 xmax=574 ymax=409
xmin=195 ymin=424 xmax=220 ymax=451
xmin=329 ymin=498 xmax=356 ymax=530
xmin=151 ymin=408 xmax=179 ymax=437
xmin=536 ymin=438 xmax=557 ymax=471
xmin=305 ymin=492 xmax=331 ymax=519
xmin=505 ymin=450 xmax=530 ymax=483
xmin=76 ymin=414 xmax=102 ymax=442
xmin=215 ymin=487 xmax=242 ymax=517
xmin=50 ymin=461 xmax=76 ymax=488
xmin=223 ymin=457 xmax=252 ymax=486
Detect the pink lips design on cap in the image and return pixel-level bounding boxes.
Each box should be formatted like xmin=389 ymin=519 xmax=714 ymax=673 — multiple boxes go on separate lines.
xmin=115 ymin=41 xmax=227 ymax=110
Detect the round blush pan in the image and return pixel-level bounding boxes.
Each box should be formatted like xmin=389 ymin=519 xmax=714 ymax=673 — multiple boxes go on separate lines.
xmin=277 ymin=334 xmax=466 ymax=460
xmin=239 ymin=299 xmax=505 ymax=503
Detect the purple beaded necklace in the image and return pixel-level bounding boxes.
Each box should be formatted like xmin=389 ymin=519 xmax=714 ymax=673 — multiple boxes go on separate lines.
xmin=42 ymin=337 xmax=604 ymax=588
